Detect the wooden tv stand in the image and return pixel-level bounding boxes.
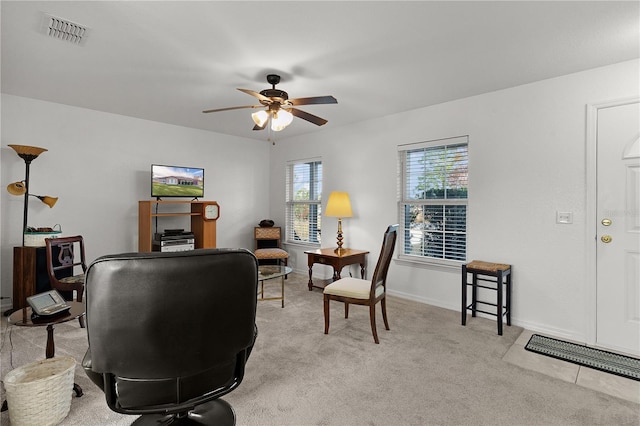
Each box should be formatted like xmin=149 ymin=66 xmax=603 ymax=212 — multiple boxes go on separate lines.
xmin=138 ymin=200 xmax=218 ymax=252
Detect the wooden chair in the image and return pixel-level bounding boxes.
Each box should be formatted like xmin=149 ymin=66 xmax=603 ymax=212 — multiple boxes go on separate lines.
xmin=45 ymin=235 xmax=87 ymax=328
xmin=323 ymin=224 xmax=398 ymax=344
xmin=254 ymin=226 xmax=288 ymax=267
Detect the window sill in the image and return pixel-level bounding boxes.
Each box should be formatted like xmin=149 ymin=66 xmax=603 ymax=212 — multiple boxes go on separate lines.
xmin=394 ymin=255 xmax=464 ymax=272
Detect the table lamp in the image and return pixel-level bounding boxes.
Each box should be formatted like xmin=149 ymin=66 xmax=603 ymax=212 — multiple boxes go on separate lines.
xmin=324 ymin=191 xmax=353 ymax=254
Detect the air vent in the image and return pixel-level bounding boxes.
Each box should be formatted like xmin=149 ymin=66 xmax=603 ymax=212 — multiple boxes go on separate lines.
xmin=43 ymin=14 xmax=88 ymax=45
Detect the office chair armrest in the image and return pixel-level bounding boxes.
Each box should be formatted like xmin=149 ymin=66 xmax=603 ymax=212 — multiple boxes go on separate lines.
xmin=246 ymin=326 xmax=258 ymax=361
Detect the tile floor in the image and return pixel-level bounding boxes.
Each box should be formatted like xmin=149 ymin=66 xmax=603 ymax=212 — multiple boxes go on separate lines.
xmin=503 ymin=329 xmax=640 ymax=404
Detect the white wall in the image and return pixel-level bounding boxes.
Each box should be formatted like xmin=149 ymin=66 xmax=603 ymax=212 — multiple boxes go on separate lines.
xmin=2 ymin=60 xmax=637 ymax=342
xmin=1 ymin=95 xmax=271 ymax=308
xmin=270 ymin=59 xmax=640 ymax=342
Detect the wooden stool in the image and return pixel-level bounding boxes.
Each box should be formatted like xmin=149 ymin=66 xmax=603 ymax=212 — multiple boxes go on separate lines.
xmin=461 ymin=260 xmax=512 ymax=335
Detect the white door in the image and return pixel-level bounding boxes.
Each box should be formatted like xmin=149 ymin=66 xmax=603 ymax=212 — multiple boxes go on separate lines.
xmin=596 ymin=100 xmax=640 ymax=356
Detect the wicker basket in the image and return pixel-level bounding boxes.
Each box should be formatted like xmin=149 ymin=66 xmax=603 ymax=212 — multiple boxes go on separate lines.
xmin=4 ymin=357 xmax=76 ymax=426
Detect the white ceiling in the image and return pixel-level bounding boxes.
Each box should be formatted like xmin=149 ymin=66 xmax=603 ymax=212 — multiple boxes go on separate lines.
xmin=2 ymin=1 xmax=639 ymax=142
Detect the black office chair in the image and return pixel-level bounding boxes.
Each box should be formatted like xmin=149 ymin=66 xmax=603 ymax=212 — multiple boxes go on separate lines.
xmin=82 ymin=249 xmax=259 ymax=425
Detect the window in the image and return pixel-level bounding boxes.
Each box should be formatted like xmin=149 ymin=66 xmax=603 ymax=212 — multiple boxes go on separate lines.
xmin=286 ymin=159 xmax=322 ymax=244
xmin=398 ymin=136 xmax=468 ymax=263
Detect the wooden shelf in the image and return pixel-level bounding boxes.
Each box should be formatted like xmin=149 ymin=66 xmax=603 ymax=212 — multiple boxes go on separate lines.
xmin=151 ymin=212 xmax=200 ymax=217
xmin=138 ymin=200 xmax=217 ymax=252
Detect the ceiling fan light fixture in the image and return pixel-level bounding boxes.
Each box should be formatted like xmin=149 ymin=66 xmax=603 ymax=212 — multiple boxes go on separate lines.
xmin=271 ymin=109 xmax=293 ymax=132
xmin=251 ymin=110 xmax=269 ymax=127
xmin=203 ymin=74 xmax=336 ymax=134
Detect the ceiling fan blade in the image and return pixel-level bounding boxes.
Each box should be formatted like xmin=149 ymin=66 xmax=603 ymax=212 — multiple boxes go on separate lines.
xmin=288 ymin=95 xmax=337 ymax=106
xmin=289 ymin=108 xmax=328 ymax=126
xmin=202 ymin=105 xmax=260 ymax=113
xmin=237 ymin=88 xmax=272 ymax=103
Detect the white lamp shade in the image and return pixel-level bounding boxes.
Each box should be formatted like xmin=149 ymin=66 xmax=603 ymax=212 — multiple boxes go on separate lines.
xmin=251 ymin=110 xmax=269 ymax=127
xmin=271 ymin=109 xmax=293 ymax=131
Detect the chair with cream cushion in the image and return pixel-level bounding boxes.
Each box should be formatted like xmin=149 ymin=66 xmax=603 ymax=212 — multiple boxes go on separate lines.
xmin=323 ymin=224 xmax=398 ymax=344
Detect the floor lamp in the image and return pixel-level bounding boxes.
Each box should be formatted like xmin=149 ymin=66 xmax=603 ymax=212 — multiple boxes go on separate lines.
xmin=4 ymin=145 xmax=58 ymax=317
xmin=6 ymin=145 xmax=53 ymax=245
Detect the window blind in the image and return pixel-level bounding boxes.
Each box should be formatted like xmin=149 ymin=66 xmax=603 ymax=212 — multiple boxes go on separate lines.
xmin=285 ymin=159 xmax=323 ymax=244
xmin=399 ymin=136 xmax=468 ymax=262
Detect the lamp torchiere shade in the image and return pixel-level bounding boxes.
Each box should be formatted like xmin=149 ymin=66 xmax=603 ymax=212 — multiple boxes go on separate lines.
xmin=6 ymin=181 xmax=27 ymax=196
xmin=6 ymin=183 xmax=58 ymax=207
xmin=34 ymin=195 xmax=58 ymax=208
xmin=8 ymin=144 xmax=47 ymax=162
xmin=325 ymin=191 xmax=353 ymax=253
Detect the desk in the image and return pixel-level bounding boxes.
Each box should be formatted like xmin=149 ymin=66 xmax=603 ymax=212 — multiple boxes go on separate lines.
xmin=8 ymin=302 xmax=85 ymax=397
xmin=304 ymin=248 xmax=369 ymax=291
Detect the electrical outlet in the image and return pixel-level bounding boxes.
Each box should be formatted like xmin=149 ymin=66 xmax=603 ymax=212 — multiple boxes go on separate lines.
xmin=556 ymin=211 xmax=573 ymax=224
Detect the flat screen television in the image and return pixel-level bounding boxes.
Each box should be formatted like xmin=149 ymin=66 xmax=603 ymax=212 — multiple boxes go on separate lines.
xmin=151 ymin=164 xmax=204 ymax=199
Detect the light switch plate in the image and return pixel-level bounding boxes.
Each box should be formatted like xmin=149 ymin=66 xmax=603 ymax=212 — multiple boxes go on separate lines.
xmin=556 ymin=211 xmax=573 ymax=224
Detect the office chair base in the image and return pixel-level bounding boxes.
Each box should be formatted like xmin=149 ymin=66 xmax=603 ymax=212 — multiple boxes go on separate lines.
xmin=132 ymin=399 xmax=235 ymax=426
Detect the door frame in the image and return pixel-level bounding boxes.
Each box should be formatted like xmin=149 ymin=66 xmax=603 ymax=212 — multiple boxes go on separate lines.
xmin=585 ymin=97 xmax=639 ymax=348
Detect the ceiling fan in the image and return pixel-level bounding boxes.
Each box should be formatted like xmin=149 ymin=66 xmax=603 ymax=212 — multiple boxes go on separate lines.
xmin=202 ymin=74 xmax=337 ymax=132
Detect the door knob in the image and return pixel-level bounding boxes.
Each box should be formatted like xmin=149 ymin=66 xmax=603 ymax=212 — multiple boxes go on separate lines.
xmin=601 ymin=218 xmax=612 ymax=226
xmin=601 ymin=235 xmax=612 ymax=243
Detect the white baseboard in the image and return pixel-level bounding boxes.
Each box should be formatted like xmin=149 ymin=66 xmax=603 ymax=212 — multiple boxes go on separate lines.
xmin=387 ymin=288 xmax=458 ymax=311
xmin=1 ymin=300 xmax=13 ymax=314
xmin=386 ymin=289 xmax=583 ymax=342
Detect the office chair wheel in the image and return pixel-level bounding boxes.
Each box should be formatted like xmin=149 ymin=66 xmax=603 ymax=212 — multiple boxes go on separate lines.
xmin=132 ymin=399 xmax=235 ymax=425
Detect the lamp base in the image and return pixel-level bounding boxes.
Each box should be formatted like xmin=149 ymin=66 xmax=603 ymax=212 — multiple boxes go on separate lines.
xmin=334 ymin=218 xmax=345 ymax=254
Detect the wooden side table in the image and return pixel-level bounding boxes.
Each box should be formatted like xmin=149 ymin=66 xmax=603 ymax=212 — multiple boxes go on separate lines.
xmin=304 ymin=248 xmax=369 ymax=291
xmin=8 ymin=301 xmax=85 ymax=360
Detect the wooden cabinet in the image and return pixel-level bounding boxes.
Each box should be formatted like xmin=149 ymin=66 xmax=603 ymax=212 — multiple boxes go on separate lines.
xmin=12 ymin=246 xmax=38 ymax=312
xmin=11 ymin=246 xmax=69 ymax=312
xmin=138 ymin=200 xmax=217 ymax=252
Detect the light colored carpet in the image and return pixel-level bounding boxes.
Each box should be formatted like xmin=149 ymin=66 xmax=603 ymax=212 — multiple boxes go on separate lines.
xmin=1 ymin=273 xmax=638 ymax=425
